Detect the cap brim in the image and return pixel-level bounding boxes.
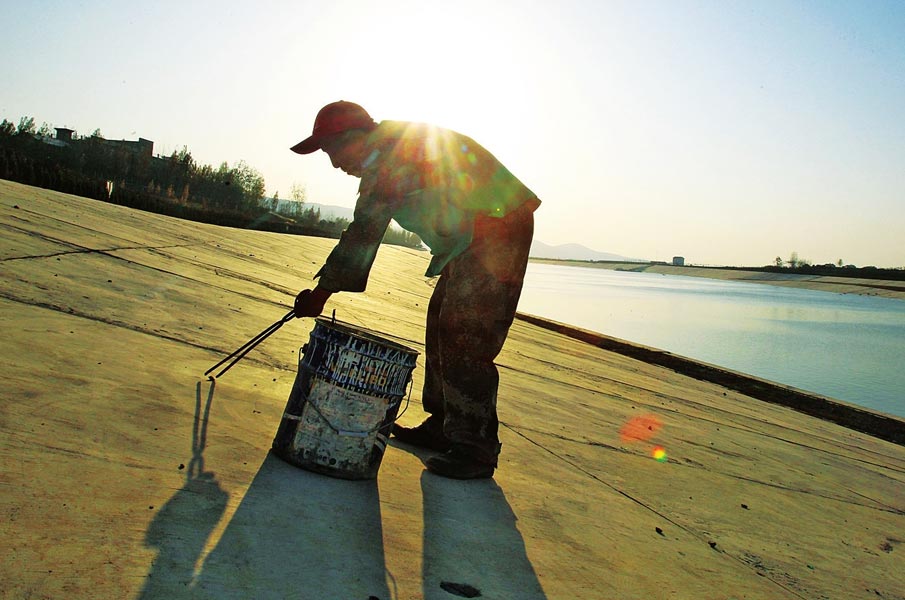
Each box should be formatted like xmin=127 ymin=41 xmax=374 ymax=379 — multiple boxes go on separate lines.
xmin=290 ymin=135 xmax=321 ymax=154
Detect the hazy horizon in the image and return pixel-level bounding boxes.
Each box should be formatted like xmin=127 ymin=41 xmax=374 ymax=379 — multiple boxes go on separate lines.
xmin=2 ymin=1 xmax=903 ymax=268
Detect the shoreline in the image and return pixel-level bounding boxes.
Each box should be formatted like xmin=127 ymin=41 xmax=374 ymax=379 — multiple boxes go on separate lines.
xmin=515 ymin=312 xmax=904 ymax=446
xmin=529 ymin=258 xmax=905 ymax=300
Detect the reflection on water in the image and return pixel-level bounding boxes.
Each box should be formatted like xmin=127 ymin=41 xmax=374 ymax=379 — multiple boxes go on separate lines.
xmin=518 ymin=263 xmax=905 ymax=417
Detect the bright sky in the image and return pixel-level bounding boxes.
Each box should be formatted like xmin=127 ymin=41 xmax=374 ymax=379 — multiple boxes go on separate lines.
xmin=2 ymin=0 xmax=903 ymax=267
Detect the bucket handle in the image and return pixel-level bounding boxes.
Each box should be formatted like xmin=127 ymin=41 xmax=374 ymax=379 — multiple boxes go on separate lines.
xmin=395 ymin=377 xmax=413 ymax=422
xmin=299 ymin=377 xmax=414 ymax=437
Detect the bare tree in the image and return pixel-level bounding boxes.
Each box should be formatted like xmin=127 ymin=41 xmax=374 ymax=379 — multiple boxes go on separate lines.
xmin=290 ymin=183 xmax=306 ymax=203
xmin=16 ymin=116 xmax=35 ymax=135
xmin=788 ymin=251 xmax=799 ymax=268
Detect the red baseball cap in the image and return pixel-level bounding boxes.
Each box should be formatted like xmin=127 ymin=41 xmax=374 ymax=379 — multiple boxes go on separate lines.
xmin=290 ymin=101 xmax=377 ymax=154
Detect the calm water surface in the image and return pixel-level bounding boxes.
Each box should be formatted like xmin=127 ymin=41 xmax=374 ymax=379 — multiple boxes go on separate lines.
xmin=517 ymin=263 xmax=905 ymax=418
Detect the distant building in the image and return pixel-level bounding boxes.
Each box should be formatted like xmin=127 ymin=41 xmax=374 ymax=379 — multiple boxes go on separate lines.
xmin=55 ymin=127 xmax=74 ymax=142
xmin=672 ymin=256 xmax=685 ymax=266
xmin=40 ymin=127 xmax=154 ymax=159
xmin=100 ymin=136 xmax=154 ymax=158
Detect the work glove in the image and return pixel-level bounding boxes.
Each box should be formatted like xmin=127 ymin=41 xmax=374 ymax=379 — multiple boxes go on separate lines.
xmin=293 ymin=287 xmax=332 ymax=318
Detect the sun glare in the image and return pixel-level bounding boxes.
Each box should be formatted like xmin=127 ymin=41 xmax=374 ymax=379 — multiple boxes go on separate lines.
xmin=318 ymin=2 xmax=542 ymax=159
xmin=281 ymin=1 xmax=575 ymax=207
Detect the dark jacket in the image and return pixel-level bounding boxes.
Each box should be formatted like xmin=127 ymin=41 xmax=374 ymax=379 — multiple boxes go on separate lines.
xmin=316 ymin=120 xmax=540 ymax=292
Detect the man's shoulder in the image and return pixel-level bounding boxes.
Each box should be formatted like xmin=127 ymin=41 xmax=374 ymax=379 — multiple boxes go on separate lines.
xmin=372 ymin=120 xmax=457 ymax=142
xmin=371 ymin=121 xmax=491 ymax=163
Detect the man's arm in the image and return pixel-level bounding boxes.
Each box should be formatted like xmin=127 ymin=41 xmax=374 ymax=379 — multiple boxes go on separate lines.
xmin=314 ymin=177 xmax=395 ymax=293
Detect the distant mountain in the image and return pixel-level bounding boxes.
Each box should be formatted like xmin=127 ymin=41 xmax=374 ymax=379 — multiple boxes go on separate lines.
xmin=529 ymin=240 xmax=647 ymax=262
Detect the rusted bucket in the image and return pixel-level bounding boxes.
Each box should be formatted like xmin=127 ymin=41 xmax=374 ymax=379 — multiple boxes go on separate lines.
xmin=272 ymin=318 xmax=418 ymax=479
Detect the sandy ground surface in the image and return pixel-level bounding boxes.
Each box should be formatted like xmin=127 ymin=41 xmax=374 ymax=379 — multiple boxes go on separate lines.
xmin=529 ymin=259 xmax=905 ymax=300
xmin=2 ymin=179 xmax=904 ymax=600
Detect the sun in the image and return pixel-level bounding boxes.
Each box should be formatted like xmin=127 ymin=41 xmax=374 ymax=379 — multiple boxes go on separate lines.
xmin=314 ymin=2 xmax=542 ymax=155
xmin=283 ymin=1 xmax=561 ymax=204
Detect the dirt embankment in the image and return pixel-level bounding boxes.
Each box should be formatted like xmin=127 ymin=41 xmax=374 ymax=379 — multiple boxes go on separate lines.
xmin=3 ymin=179 xmax=905 ymax=600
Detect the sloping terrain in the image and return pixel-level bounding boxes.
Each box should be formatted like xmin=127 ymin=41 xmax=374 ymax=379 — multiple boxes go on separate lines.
xmin=1 ymin=179 xmax=903 ymax=600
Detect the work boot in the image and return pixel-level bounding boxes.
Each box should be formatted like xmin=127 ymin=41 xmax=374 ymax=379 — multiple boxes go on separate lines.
xmin=392 ymin=416 xmax=451 ymax=452
xmin=425 ymin=445 xmax=495 ymax=480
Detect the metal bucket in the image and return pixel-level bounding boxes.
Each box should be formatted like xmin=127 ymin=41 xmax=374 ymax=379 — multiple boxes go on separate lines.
xmin=272 ymin=318 xmax=419 ymax=480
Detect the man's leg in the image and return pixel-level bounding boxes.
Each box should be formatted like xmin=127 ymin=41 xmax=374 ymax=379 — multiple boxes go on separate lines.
xmin=431 ymin=207 xmax=534 ymax=470
xmin=391 ymin=275 xmax=452 ymax=450
xmin=421 ymin=274 xmax=447 ymax=418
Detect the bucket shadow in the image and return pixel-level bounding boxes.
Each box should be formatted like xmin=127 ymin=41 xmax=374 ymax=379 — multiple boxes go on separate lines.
xmin=192 ymin=452 xmax=390 ymax=599
xmin=420 ymin=471 xmax=547 ymax=599
xmin=138 ymin=380 xmax=229 ymax=599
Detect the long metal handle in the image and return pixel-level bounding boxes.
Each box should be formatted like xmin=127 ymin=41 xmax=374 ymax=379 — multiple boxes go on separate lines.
xmin=205 ymin=310 xmax=296 ymax=379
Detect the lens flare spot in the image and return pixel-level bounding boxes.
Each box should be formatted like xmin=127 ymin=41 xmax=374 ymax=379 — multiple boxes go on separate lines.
xmin=619 ymin=414 xmax=662 ymax=442
xmin=652 ymin=446 xmax=668 ymax=462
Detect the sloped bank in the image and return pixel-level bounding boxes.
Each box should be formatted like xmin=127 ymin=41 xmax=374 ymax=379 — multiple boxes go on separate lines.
xmin=515 ymin=312 xmax=905 ymax=446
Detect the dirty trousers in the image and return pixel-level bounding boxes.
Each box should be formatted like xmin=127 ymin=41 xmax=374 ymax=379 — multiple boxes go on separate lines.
xmin=420 ymin=204 xmax=535 ymax=465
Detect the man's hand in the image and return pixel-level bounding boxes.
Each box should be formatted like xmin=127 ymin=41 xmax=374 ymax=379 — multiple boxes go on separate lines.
xmin=294 ymin=286 xmax=333 ymax=318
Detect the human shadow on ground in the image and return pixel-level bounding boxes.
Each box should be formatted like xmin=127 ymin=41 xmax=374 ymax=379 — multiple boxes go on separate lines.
xmin=138 ymin=380 xmax=229 ymax=599
xmin=420 ymin=470 xmax=548 ymax=599
xmin=192 ymin=452 xmax=390 ymax=599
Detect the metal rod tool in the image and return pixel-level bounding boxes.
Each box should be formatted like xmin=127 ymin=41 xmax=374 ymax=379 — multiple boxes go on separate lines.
xmin=205 ymin=309 xmax=296 ymax=379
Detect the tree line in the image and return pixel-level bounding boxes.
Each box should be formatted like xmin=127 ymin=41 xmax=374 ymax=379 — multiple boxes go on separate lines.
xmin=760 ymin=251 xmax=904 ymax=281
xmin=0 ymin=116 xmax=424 ymax=248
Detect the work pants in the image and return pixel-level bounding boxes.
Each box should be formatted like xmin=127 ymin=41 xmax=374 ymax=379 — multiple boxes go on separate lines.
xmin=421 ymin=203 xmax=535 ymax=465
